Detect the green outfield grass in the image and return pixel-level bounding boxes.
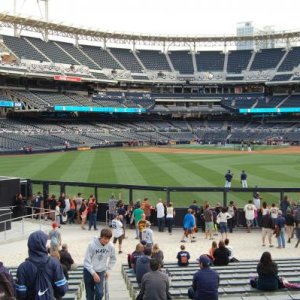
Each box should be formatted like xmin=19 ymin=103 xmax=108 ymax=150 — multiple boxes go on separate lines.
xmin=0 ymin=147 xmax=299 ymax=207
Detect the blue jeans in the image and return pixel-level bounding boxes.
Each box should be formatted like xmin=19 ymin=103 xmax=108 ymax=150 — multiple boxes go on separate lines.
xmin=89 ymin=212 xmax=97 ymax=230
xmin=277 ymin=228 xmax=285 ymax=248
xmin=166 ymin=217 xmax=173 ymax=233
xmin=84 ymin=268 xmax=105 ymax=300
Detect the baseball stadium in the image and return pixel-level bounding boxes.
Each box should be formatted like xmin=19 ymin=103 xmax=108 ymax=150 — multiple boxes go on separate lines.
xmin=0 ymin=0 xmax=300 ymax=299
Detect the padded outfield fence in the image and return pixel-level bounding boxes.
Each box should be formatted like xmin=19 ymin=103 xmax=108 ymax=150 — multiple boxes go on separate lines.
xmin=27 ymin=179 xmax=300 ymax=227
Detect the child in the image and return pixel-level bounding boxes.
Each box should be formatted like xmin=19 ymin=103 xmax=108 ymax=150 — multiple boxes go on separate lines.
xmin=112 ymin=215 xmax=124 ymax=254
xmin=176 ymin=245 xmax=190 ymax=266
xmin=208 ymin=241 xmax=218 ymax=261
xmin=142 ymin=221 xmax=153 ymax=248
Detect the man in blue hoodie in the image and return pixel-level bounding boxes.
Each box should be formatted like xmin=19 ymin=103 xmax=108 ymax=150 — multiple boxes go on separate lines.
xmin=15 ymin=230 xmax=68 ymax=299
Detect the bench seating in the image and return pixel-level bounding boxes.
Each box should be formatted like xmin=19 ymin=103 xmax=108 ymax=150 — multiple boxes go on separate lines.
xmin=122 ymin=259 xmax=300 ymax=300
xmin=9 ymin=265 xmax=84 ymax=300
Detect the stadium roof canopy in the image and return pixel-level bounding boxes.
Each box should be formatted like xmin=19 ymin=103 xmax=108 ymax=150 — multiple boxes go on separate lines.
xmin=1 ymin=13 xmax=300 ymax=46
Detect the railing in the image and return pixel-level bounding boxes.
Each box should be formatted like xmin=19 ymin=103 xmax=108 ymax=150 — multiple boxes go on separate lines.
xmin=0 ymin=206 xmax=52 ymax=241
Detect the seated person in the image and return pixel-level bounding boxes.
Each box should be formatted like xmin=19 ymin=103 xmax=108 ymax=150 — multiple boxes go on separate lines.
xmin=213 ymin=240 xmax=229 ymax=266
xmin=59 ymin=244 xmax=75 ymax=271
xmin=224 ymin=238 xmax=239 ymax=263
xmin=250 ymin=251 xmax=284 ymax=291
xmin=129 ymin=243 xmax=145 ymax=272
xmin=151 ymin=244 xmax=164 ymax=267
xmin=136 ymin=248 xmax=152 ymax=286
xmin=177 ymin=245 xmax=190 ymax=266
xmin=207 ymin=241 xmax=217 ymax=261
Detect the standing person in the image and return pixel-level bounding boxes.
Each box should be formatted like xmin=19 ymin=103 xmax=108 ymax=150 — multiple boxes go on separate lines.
xmin=68 ymin=197 xmax=76 ymax=224
xmin=137 ymin=214 xmax=148 ymax=241
xmin=58 ymin=193 xmax=66 ymax=225
xmin=117 ymin=202 xmax=127 ymax=238
xmin=111 ymin=215 xmax=124 ymax=254
xmin=188 ymin=255 xmax=219 ymax=300
xmin=87 ymin=197 xmax=98 ymax=231
xmin=142 ymin=222 xmax=154 ymax=248
xmin=49 ymin=221 xmax=62 ymax=253
xmin=181 ymin=209 xmax=196 ymax=243
xmin=295 ymin=223 xmax=300 ymax=248
xmin=156 ymin=199 xmax=165 ymax=232
xmin=227 ymin=201 xmax=237 ymax=233
xmin=139 ymin=258 xmax=171 ymax=300
xmin=75 ymin=192 xmax=83 ymax=223
xmin=176 ymin=245 xmax=190 ymax=266
xmin=16 ymin=230 xmax=68 ymax=299
xmin=224 ymin=170 xmax=233 ymax=188
xmin=280 ymin=195 xmax=290 ymax=216
xmin=261 ymin=201 xmax=270 ymax=216
xmin=0 ymin=261 xmax=15 ymax=299
xmin=261 ymin=212 xmax=274 ymax=247
xmin=253 ymin=192 xmax=261 ymax=227
xmin=15 ymin=192 xmax=25 ymax=218
xmin=133 ymin=203 xmax=144 ymax=239
xmin=203 ymin=204 xmax=214 ymax=240
xmin=275 ymin=210 xmax=286 ymax=249
xmin=270 ymin=203 xmax=279 ymax=224
xmin=80 ymin=199 xmax=88 ymax=230
xmin=83 ymin=228 xmax=117 ymax=300
xmin=33 ymin=191 xmax=43 ymax=219
xmin=244 ymin=200 xmax=257 ymax=233
xmin=141 ymin=198 xmax=152 ymax=221
xmin=216 ymin=207 xmax=232 ymax=241
xmin=166 ymin=202 xmax=175 ymax=235
xmin=48 ymin=194 xmax=57 ymax=221
xmin=240 ymin=170 xmax=248 ymax=188
xmin=285 ymin=209 xmax=295 ymax=243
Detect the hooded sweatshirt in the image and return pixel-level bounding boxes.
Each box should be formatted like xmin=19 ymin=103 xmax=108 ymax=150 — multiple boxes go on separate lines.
xmin=16 ymin=230 xmax=68 ymax=300
xmin=135 ymin=255 xmax=151 ymax=284
xmin=83 ymin=237 xmax=116 ymax=275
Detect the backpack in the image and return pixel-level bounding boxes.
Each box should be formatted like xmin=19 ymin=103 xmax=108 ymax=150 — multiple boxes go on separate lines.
xmin=29 ymin=257 xmax=54 ymax=300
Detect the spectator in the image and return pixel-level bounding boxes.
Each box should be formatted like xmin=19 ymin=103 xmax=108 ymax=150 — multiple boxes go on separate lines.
xmin=141 ymin=198 xmax=152 ymax=221
xmin=166 ymin=202 xmax=175 ymax=235
xmin=151 ymin=243 xmax=164 ymax=267
xmin=181 ymin=209 xmax=196 ymax=243
xmin=261 ymin=212 xmax=274 ymax=247
xmin=87 ymin=196 xmax=98 ymax=231
xmin=177 ymin=245 xmax=190 ymax=266
xmin=208 ymin=241 xmax=217 ymax=261
xmin=133 ymin=203 xmax=144 ymax=239
xmin=14 ymin=192 xmax=25 ymax=218
xmin=244 ymin=200 xmax=256 ymax=233
xmin=83 ymin=228 xmax=116 ymax=300
xmin=138 ymin=214 xmax=148 ymax=241
xmin=51 ymin=250 xmax=69 ymax=282
xmin=224 ymin=238 xmax=239 ymax=263
xmin=188 ymin=255 xmax=219 ymax=300
xmin=213 ymin=240 xmax=230 ymax=266
xmin=156 ymin=199 xmax=165 ymax=232
xmin=117 ymin=202 xmax=127 ymax=237
xmin=136 ymin=248 xmax=152 ymax=286
xmin=285 ymin=208 xmax=294 ymax=243
xmin=80 ymin=199 xmax=88 ymax=230
xmin=216 ymin=207 xmax=232 ymax=240
xmin=203 ymin=204 xmax=214 ymax=240
xmin=139 ymin=258 xmax=171 ymax=300
xmin=130 ymin=243 xmax=145 ymax=272
xmin=227 ymin=201 xmax=237 ymax=233
xmin=0 ymin=261 xmax=15 ymax=299
xmin=275 ymin=210 xmax=286 ymax=249
xmin=75 ymin=192 xmax=83 ymax=223
xmin=280 ymin=195 xmax=290 ymax=216
xmin=142 ymin=221 xmax=153 ymax=248
xmin=295 ymin=223 xmax=300 ymax=248
xmin=16 ymin=230 xmax=68 ymax=299
xmin=33 ymin=191 xmax=43 ymax=219
xmin=112 ymin=214 xmax=124 ymax=254
xmin=261 ymin=201 xmax=270 ymax=216
xmin=67 ymin=197 xmax=76 ymax=224
xmin=48 ymin=194 xmax=57 ymax=221
xmin=250 ymin=251 xmax=283 ymax=291
xmin=59 ymin=243 xmax=76 ymax=271
xmin=270 ymin=203 xmax=279 ymax=223
xmin=49 ymin=221 xmax=62 ymax=253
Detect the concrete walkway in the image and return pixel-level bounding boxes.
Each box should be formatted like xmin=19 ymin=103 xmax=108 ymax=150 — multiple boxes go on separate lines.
xmin=1 ymin=221 xmax=299 ymax=299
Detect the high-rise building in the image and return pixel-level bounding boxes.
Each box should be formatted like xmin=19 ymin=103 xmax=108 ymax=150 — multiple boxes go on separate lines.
xmin=236 ymin=22 xmax=254 ymax=50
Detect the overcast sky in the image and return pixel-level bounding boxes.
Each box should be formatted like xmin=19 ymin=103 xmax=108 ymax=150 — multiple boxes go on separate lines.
xmin=1 ymin=0 xmax=300 ymax=36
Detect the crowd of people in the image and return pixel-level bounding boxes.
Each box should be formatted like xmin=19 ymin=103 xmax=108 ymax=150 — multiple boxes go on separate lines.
xmin=3 ymin=188 xmax=300 ymax=300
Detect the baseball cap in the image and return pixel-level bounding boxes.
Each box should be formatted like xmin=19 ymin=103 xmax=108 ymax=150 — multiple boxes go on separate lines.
xmin=196 ymin=255 xmax=211 ymax=267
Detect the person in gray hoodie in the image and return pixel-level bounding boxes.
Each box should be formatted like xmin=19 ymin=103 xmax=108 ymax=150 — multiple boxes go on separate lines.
xmin=83 ymin=228 xmax=117 ymax=300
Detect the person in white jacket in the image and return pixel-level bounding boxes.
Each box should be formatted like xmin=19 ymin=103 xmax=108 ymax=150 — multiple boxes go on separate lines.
xmin=83 ymin=228 xmax=117 ymax=300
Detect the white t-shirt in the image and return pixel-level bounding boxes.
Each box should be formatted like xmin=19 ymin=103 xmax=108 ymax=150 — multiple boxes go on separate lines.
xmin=111 ymin=219 xmax=124 ymax=238
xmin=166 ymin=206 xmax=174 ymax=218
xmin=156 ymin=202 xmax=165 ymax=218
xmin=142 ymin=228 xmax=153 ymax=244
xmin=244 ymin=204 xmax=256 ymax=220
xmin=217 ymin=212 xmax=232 ymax=223
xmin=253 ymin=198 xmax=261 ymax=209
xmin=270 ymin=207 xmax=279 ymax=219
xmin=226 ymin=245 xmax=234 ymax=259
